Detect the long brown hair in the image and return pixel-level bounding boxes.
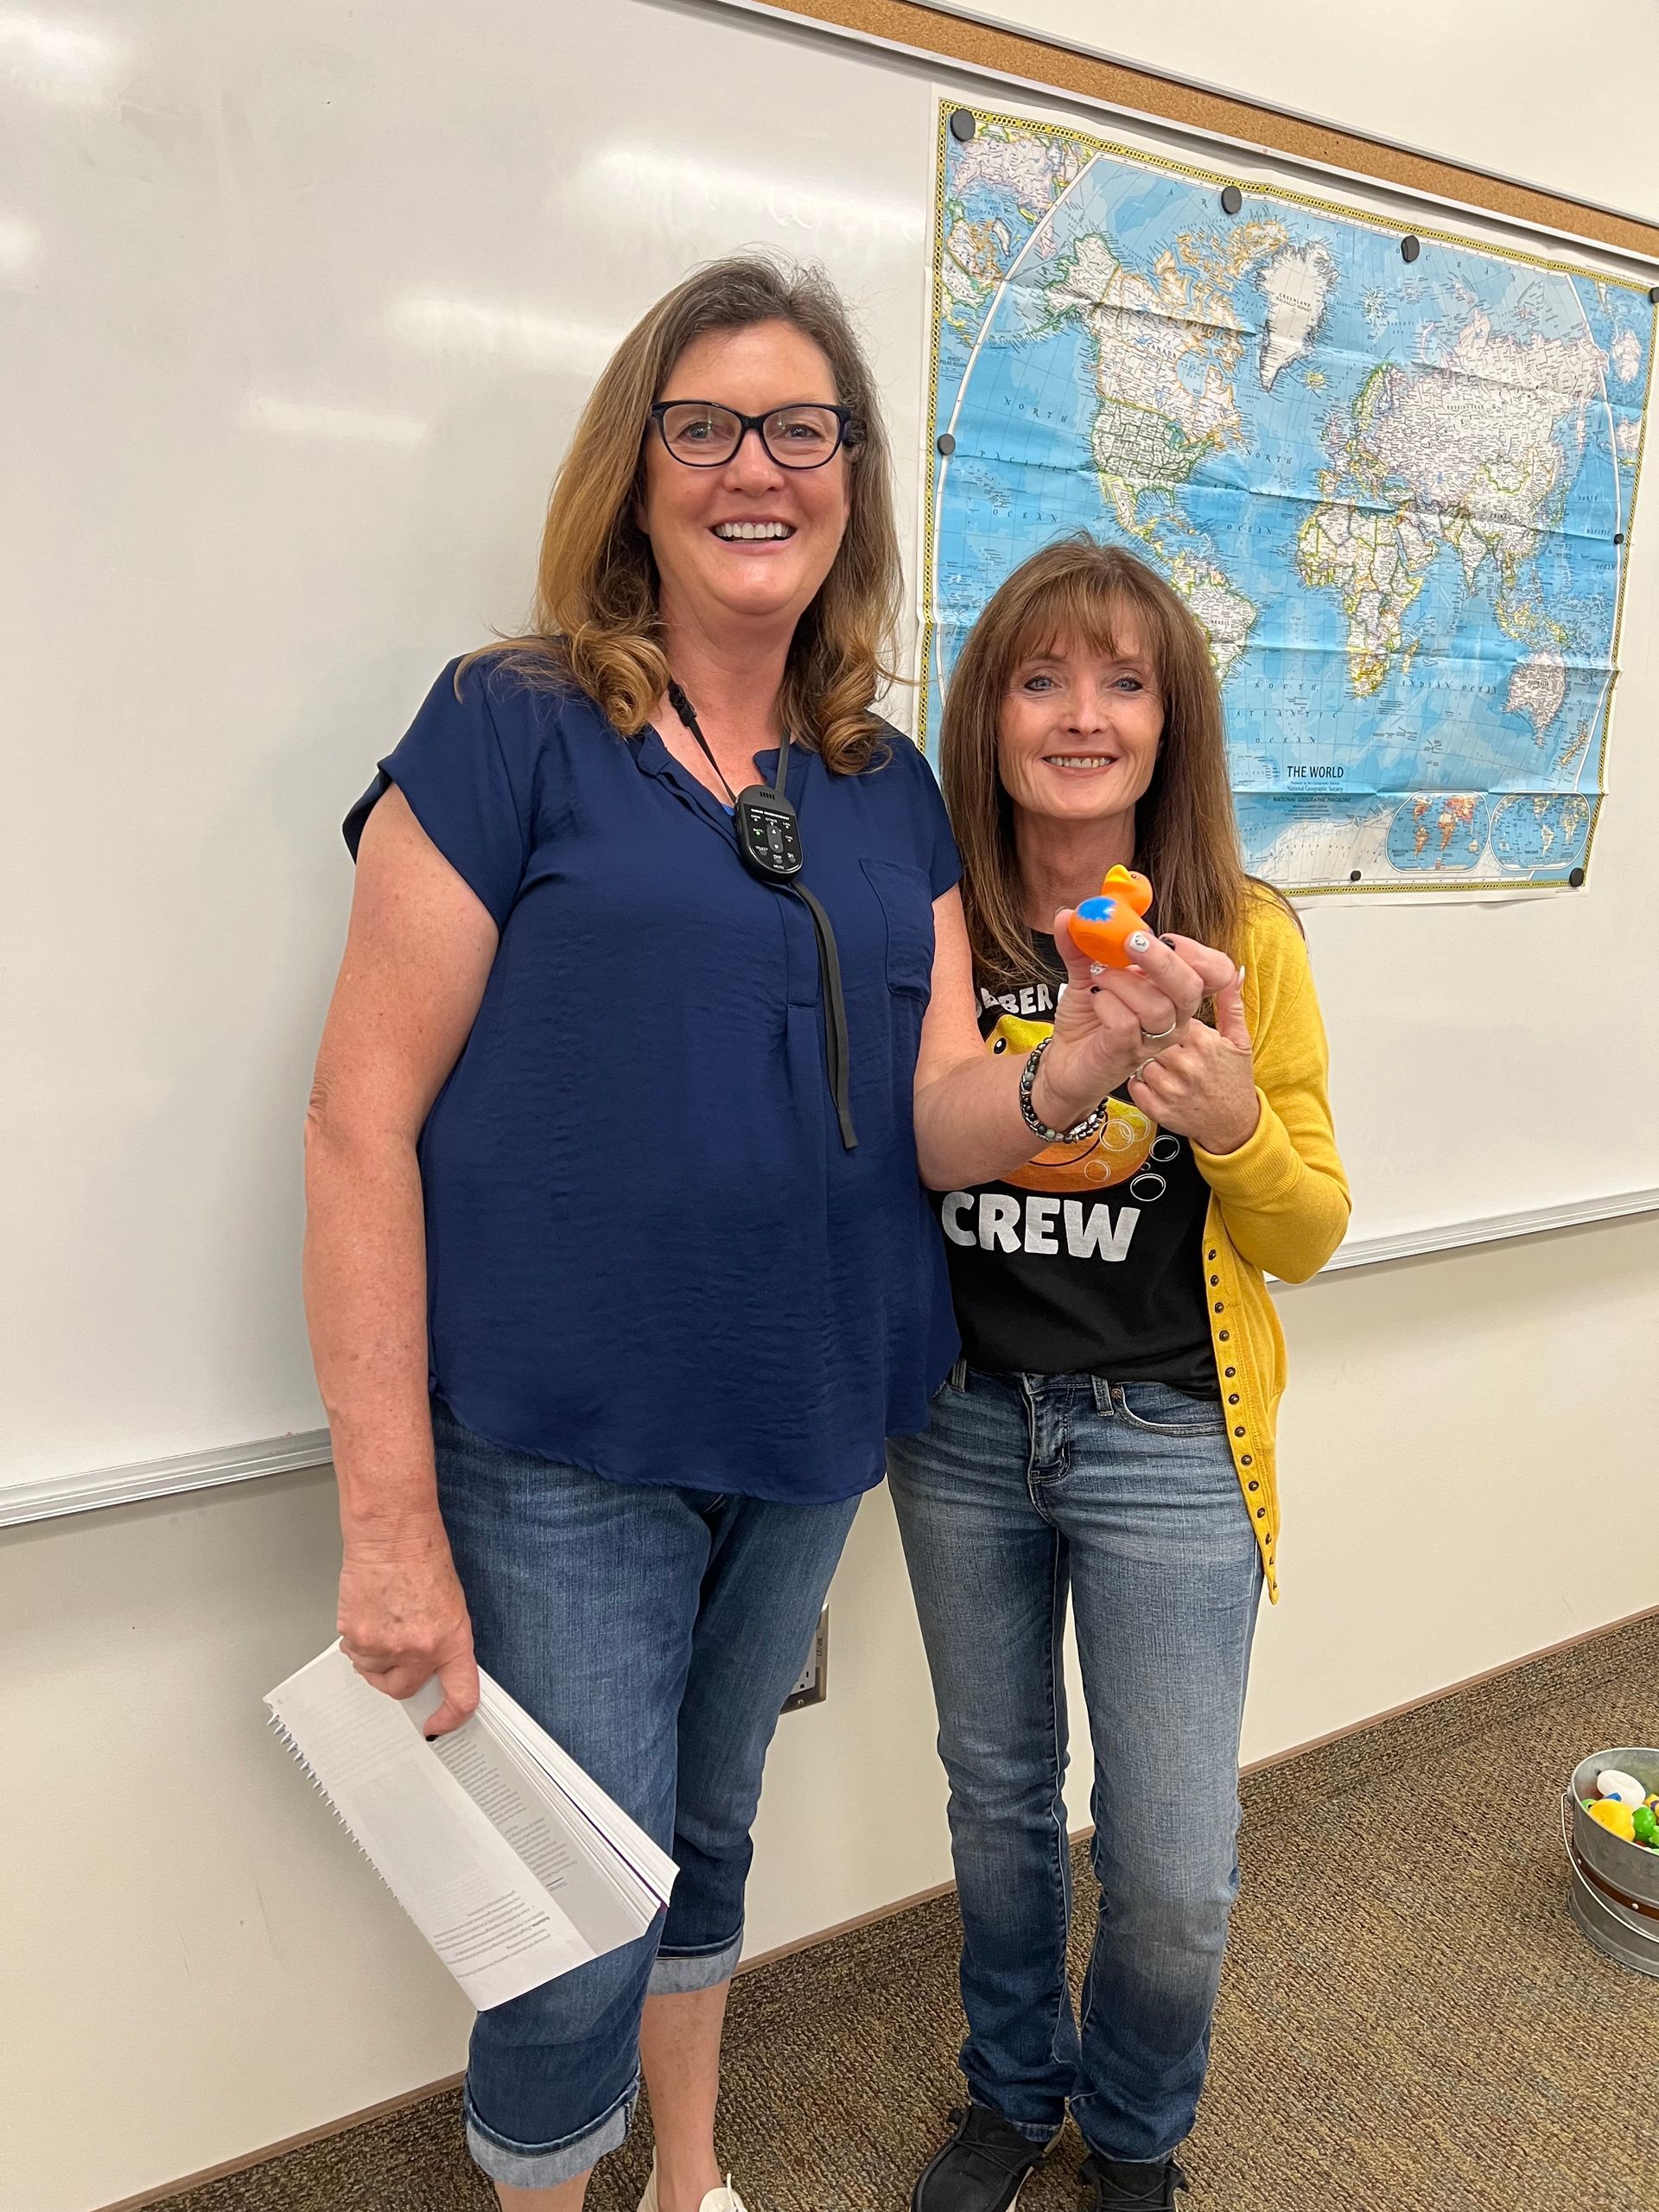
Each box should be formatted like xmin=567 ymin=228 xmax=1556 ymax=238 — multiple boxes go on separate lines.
xmin=941 ymin=536 xmax=1274 ymax=988
xmin=470 ymin=256 xmax=902 ymax=775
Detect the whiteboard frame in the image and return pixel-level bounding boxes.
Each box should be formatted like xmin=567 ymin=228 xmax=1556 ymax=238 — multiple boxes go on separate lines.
xmin=2 ymin=1430 xmax=334 ymax=1531
xmin=7 ymin=1188 xmax=1656 ymax=1528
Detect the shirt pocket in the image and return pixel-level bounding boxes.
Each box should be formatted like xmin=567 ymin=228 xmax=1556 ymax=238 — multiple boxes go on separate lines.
xmin=861 ymin=858 xmax=936 ymax=1001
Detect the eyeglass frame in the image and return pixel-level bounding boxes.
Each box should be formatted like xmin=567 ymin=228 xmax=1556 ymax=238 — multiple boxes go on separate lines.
xmin=647 ymin=398 xmax=857 ymax=470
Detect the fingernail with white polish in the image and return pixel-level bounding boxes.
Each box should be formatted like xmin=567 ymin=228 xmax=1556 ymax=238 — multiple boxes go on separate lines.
xmin=1089 ymin=961 xmax=1104 ymax=976
xmin=1127 ymin=931 xmax=1151 ymax=953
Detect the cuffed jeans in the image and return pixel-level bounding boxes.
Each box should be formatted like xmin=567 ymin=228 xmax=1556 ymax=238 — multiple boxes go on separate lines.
xmin=887 ymin=1367 xmax=1262 ymax=2166
xmin=434 ymin=1399 xmax=860 ymax=2188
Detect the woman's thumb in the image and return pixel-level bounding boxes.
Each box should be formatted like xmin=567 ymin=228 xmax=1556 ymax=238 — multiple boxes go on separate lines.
xmin=423 ymin=1649 xmax=481 ymax=1739
xmin=1051 ymin=908 xmax=1152 ymax=992
xmin=1216 ymin=966 xmax=1252 ymax=1046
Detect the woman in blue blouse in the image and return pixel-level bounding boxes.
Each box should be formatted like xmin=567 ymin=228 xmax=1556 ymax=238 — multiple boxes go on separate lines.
xmin=303 ymin=255 xmax=1230 ymax=2212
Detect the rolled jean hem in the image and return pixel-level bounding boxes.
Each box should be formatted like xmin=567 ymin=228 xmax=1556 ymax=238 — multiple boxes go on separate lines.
xmin=647 ymin=1925 xmax=743 ymax=1994
xmin=464 ymin=2076 xmax=637 ymax=2188
xmin=997 ymin=2113 xmax=1062 ymax=2147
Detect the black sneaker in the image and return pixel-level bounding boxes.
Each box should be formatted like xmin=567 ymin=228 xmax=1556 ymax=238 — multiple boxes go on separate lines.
xmin=1079 ymin=2152 xmax=1190 ymax=2209
xmin=912 ymin=2104 xmax=1054 ymax=2212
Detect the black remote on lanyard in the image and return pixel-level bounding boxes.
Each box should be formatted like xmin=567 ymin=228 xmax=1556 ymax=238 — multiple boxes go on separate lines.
xmin=734 ymin=785 xmax=804 ymax=880
xmin=734 ymin=765 xmax=804 ymax=882
xmin=665 ymin=679 xmax=855 ymax=1150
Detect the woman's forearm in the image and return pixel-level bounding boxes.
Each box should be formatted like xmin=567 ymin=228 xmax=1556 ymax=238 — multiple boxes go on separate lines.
xmin=913 ymin=898 xmax=1230 ymax=1193
xmin=912 ymin=1049 xmax=1093 ymax=1192
xmin=302 ymin=1104 xmax=444 ymax=1548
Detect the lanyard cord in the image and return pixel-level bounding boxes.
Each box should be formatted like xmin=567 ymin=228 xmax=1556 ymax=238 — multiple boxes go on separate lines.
xmin=792 ymin=886 xmax=856 ymax=1152
xmin=665 ymin=680 xmax=856 ymax=1151
xmin=664 ymin=677 xmax=768 ymax=804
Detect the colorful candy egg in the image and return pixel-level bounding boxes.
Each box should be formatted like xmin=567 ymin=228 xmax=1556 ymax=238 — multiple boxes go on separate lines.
xmin=1596 ymin=1769 xmax=1647 ymax=1806
xmin=1588 ymin=1799 xmax=1638 ymax=1842
xmin=1633 ymin=1805 xmax=1659 ymax=1849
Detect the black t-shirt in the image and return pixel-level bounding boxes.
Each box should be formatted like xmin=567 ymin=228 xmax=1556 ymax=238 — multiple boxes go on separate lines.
xmin=937 ymin=932 xmax=1218 ymax=1395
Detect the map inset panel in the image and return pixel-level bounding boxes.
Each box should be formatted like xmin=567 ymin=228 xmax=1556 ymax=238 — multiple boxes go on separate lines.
xmin=922 ymin=105 xmax=1655 ymax=893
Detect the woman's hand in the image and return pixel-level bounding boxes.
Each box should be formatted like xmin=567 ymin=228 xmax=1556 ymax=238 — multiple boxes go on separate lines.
xmin=1127 ymin=967 xmax=1261 ymax=1154
xmin=338 ymin=1526 xmax=480 ymax=1738
xmin=1033 ymin=914 xmax=1238 ymax=1133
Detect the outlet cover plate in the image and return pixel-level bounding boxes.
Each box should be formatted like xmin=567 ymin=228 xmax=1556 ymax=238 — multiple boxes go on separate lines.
xmin=783 ymin=1609 xmax=830 ymax=1713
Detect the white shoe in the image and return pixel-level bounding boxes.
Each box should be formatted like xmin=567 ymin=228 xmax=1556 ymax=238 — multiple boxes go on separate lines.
xmin=637 ymin=2161 xmax=748 ymax=2212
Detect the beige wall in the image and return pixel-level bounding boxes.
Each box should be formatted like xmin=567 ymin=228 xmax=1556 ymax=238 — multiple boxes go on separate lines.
xmin=6 ymin=1217 xmax=1657 ymax=2212
xmin=925 ymin=0 xmax=1659 ymax=218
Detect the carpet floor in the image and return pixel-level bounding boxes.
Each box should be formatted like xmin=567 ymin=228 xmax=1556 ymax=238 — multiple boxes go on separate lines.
xmin=149 ymin=1613 xmax=1659 ymax=2212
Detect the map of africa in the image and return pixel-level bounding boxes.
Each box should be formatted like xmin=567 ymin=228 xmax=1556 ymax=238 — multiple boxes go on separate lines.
xmin=922 ymin=105 xmax=1656 ymax=892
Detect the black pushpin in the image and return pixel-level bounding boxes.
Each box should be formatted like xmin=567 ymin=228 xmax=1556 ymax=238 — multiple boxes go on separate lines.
xmin=949 ymin=109 xmax=976 ymax=143
xmin=1349 ymin=869 xmax=1362 ymax=882
xmin=1615 ymin=531 xmax=1625 ymax=544
xmin=937 ymin=432 xmax=957 ymax=456
xmin=1568 ymin=866 xmax=1586 ymax=887
xmin=1220 ymin=186 xmax=1243 ymax=216
xmin=1401 ymin=235 xmax=1421 ymax=264
xmin=1649 ymin=285 xmax=1659 ymax=305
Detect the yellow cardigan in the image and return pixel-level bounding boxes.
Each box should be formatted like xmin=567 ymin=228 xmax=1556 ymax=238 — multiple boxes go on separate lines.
xmin=1191 ymin=891 xmax=1350 ymax=1603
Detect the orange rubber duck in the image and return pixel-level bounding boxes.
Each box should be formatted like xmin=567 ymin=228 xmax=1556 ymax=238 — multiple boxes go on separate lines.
xmin=1067 ymin=865 xmax=1154 ymax=969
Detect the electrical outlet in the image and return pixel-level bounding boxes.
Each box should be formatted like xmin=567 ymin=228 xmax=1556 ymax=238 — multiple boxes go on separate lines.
xmin=782 ymin=1609 xmax=829 ymax=1713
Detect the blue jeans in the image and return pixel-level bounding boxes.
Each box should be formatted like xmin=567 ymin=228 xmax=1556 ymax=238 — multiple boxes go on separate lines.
xmin=887 ymin=1368 xmax=1262 ymax=2166
xmin=433 ymin=1400 xmax=860 ymax=2188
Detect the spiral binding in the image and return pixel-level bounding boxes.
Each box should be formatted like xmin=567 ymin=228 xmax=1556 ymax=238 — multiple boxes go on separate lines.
xmin=264 ymin=1707 xmax=413 ymax=1915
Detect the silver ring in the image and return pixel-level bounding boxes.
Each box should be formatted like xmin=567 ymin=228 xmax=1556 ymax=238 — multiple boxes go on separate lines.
xmin=1139 ymin=1020 xmax=1179 ymax=1045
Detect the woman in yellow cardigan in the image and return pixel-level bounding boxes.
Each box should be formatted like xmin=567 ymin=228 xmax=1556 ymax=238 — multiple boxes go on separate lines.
xmin=893 ymin=537 xmax=1348 ymax=2212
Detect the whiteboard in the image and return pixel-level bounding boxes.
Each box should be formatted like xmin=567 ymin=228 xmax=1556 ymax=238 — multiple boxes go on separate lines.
xmin=6 ymin=0 xmax=1658 ymax=1514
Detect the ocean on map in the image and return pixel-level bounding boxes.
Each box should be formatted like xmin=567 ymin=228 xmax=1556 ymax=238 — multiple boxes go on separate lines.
xmin=925 ymin=111 xmax=1652 ymax=891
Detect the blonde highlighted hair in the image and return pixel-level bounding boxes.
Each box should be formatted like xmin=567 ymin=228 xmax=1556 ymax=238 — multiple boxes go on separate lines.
xmin=941 ymin=536 xmax=1285 ymax=988
xmin=472 ymin=255 xmax=902 ymax=775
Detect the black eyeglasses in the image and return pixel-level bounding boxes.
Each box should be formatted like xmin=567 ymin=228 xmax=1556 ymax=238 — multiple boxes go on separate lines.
xmin=649 ymin=400 xmax=855 ymax=470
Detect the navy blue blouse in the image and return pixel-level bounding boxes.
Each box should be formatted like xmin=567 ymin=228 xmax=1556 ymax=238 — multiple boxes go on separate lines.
xmin=344 ymin=658 xmax=962 ymax=1503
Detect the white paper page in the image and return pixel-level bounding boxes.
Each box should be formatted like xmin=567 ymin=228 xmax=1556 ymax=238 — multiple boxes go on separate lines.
xmin=472 ymin=1675 xmax=671 ymax=1888
xmin=416 ymin=1701 xmax=656 ymax=1955
xmin=460 ymin=1689 xmax=665 ymax=1917
xmin=475 ymin=1674 xmax=678 ymax=1899
xmin=472 ymin=1710 xmax=663 ymax=1923
xmin=265 ymin=1646 xmax=594 ymax=2010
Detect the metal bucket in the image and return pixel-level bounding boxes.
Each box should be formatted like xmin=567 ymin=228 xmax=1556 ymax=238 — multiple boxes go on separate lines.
xmin=1563 ymin=1746 xmax=1659 ymax=1980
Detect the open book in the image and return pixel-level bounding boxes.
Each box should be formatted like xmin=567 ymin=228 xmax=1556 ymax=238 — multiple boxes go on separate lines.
xmin=265 ymin=1643 xmax=677 ymax=2009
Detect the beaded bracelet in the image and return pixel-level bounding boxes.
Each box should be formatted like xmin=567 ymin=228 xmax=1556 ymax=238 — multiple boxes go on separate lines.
xmin=1018 ymin=1037 xmax=1109 ymax=1147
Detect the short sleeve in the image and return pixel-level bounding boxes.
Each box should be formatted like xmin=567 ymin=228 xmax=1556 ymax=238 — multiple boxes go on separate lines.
xmin=343 ymin=658 xmax=537 ymax=928
xmin=882 ymin=729 xmax=961 ymax=900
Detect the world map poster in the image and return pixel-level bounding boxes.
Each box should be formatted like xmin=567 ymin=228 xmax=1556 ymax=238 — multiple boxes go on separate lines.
xmin=921 ymin=103 xmax=1656 ymax=893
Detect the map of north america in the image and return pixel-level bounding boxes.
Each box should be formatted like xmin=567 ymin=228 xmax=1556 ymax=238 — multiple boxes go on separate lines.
xmin=924 ymin=107 xmax=1654 ymax=891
